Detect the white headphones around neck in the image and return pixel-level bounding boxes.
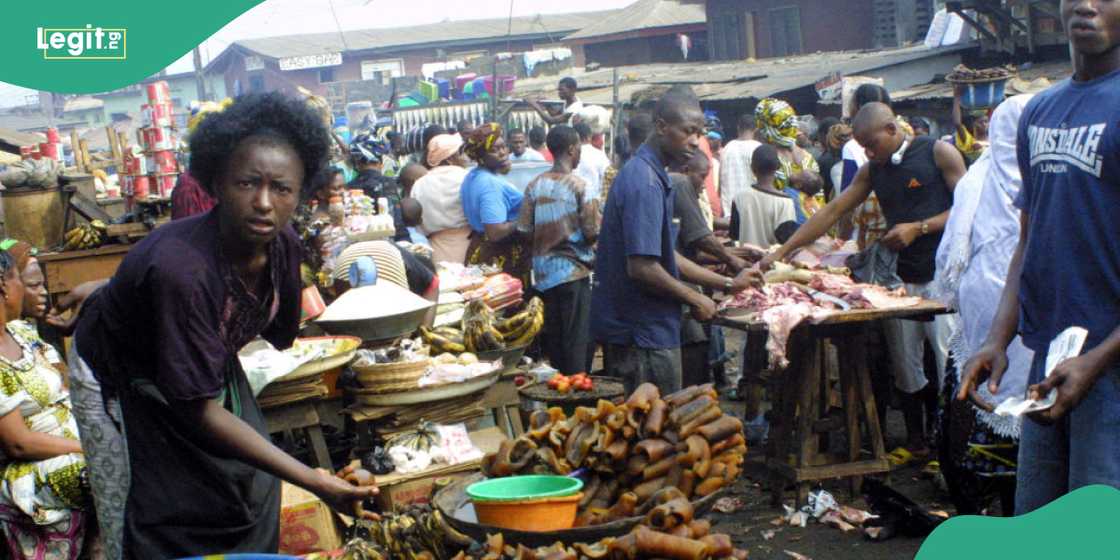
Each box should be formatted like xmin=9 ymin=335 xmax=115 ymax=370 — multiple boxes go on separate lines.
xmin=891 ymin=137 xmax=912 ymax=165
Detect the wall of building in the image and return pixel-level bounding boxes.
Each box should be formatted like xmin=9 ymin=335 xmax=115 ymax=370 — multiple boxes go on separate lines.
xmin=707 ymin=0 xmax=876 ymax=60
xmin=582 ymin=31 xmax=709 ymax=67
xmin=96 ymin=74 xmax=228 ymax=126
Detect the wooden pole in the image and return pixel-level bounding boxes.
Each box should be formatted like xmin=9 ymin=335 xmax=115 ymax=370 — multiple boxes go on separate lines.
xmin=69 ymin=129 xmax=83 ymax=171
xmin=79 ymin=139 xmax=91 ymax=170
xmin=107 ymin=125 xmax=121 ymax=163
xmin=610 ymin=67 xmax=620 ymax=161
xmin=192 ymin=47 xmax=208 ymax=102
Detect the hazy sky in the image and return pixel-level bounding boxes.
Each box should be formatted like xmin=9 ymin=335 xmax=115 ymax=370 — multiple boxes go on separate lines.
xmin=0 ymin=0 xmax=637 ymax=107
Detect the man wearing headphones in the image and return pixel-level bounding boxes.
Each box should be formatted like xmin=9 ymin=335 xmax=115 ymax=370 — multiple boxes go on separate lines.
xmin=761 ymin=102 xmax=966 ymax=456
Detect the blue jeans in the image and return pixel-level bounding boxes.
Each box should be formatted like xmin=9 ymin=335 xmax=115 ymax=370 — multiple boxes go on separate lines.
xmin=1015 ymin=351 xmax=1120 ymax=515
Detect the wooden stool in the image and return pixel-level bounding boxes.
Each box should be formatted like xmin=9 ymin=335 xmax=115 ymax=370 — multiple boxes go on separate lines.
xmin=264 ymin=400 xmax=332 ymax=469
xmin=767 ymin=323 xmax=889 ymax=507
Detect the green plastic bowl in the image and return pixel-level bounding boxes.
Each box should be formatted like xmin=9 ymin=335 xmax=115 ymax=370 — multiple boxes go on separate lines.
xmin=466 ymin=475 xmax=583 ymax=502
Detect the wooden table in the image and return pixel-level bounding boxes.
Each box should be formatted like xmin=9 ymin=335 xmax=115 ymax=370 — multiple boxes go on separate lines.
xmin=716 ymin=300 xmax=948 ymax=506
xmin=38 ymin=244 xmax=131 ymax=297
xmin=263 ymin=399 xmax=333 ymax=469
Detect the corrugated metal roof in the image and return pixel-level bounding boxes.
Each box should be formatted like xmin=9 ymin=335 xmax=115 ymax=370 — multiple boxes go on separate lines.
xmin=513 ymin=44 xmax=972 ymax=104
xmin=234 ymin=10 xmax=620 ymax=60
xmin=0 ymin=126 xmax=45 ymax=149
xmin=890 ymin=60 xmax=1072 ymax=102
xmin=63 ymin=97 xmax=105 ymax=113
xmin=564 ymin=0 xmax=705 ymax=41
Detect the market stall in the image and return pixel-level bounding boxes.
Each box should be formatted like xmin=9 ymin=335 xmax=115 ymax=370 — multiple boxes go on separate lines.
xmin=713 ymin=240 xmax=949 ymax=507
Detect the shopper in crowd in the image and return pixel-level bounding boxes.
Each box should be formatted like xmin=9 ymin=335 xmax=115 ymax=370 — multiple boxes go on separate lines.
xmin=671 ymin=152 xmax=747 ymax=389
xmin=754 ymin=98 xmax=824 ymax=224
xmin=574 ymin=122 xmax=611 ymax=203
xmin=508 ymin=128 xmax=546 ymax=163
xmin=349 ymin=132 xmax=407 ymax=241
xmin=933 ymin=94 xmax=1033 ymax=516
xmin=719 ymin=113 xmax=762 ymax=221
xmin=958 ymin=0 xmax=1120 ymax=515
xmin=0 ymin=249 xmax=88 ymax=560
xmin=517 ymin=125 xmax=600 ymax=374
xmin=528 ymin=77 xmax=583 ymax=126
xmin=397 ymin=163 xmax=427 ymax=198
xmin=410 ymin=134 xmax=472 ymax=265
xmin=591 ymin=85 xmax=761 ymax=394
xmin=952 ymin=86 xmax=990 ymax=166
xmin=414 ymin=123 xmax=448 ymax=170
xmin=54 ymin=92 xmax=376 ymax=559
xmin=461 ymin=123 xmax=529 ymax=284
xmin=813 ymin=117 xmax=842 ymax=201
xmin=382 ymin=131 xmax=406 ymax=178
xmin=170 ymin=171 xmax=217 ymax=220
xmin=825 ymin=122 xmax=853 ymax=201
xmin=603 ymin=113 xmax=654 ymax=204
xmin=528 ymin=125 xmax=553 ymax=162
xmin=841 ymin=83 xmax=893 ymax=248
xmin=763 ymin=101 xmax=966 ymax=466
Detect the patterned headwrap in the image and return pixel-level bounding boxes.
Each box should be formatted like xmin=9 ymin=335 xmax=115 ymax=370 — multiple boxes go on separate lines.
xmin=464 ymin=122 xmax=503 ymax=161
xmin=827 ymin=123 xmax=853 ymax=151
xmin=0 ymin=239 xmax=35 ymax=273
xmin=754 ymin=98 xmax=799 ymax=149
xmin=349 ymin=132 xmax=390 ymax=164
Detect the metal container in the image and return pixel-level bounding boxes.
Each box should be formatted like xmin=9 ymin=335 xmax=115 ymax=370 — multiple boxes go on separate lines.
xmin=315 ymin=302 xmax=434 ymax=344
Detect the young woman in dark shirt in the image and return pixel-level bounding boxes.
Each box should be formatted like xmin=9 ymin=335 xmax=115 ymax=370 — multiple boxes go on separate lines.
xmin=54 ymin=93 xmax=376 ymax=558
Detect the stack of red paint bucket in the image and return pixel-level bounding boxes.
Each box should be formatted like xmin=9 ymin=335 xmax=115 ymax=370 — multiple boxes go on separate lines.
xmin=128 ymin=80 xmax=180 ymax=200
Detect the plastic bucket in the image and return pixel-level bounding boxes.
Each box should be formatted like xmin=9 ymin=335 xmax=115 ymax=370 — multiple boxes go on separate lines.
xmin=467 ymin=475 xmax=582 ymax=501
xmin=471 ymin=493 xmax=583 ymax=532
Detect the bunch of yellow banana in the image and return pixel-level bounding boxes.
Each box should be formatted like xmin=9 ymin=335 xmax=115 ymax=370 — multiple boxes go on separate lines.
xmin=63 ymin=220 xmax=107 ymax=251
xmin=495 ymin=296 xmax=544 ymax=348
xmin=461 ymin=299 xmax=505 ymax=353
xmin=419 ymin=326 xmax=466 ymax=353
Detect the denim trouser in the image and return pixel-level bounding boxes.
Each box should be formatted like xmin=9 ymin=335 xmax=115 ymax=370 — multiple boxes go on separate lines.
xmin=1015 ymin=351 xmax=1120 ymax=515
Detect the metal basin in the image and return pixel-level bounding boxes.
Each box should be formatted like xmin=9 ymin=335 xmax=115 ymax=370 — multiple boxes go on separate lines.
xmin=315 ymin=303 xmax=434 ymax=344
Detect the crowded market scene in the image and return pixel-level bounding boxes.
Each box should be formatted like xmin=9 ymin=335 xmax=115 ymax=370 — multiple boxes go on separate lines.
xmin=0 ymin=0 xmax=1115 ymax=558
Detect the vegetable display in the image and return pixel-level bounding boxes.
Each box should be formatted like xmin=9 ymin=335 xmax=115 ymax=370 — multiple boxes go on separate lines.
xmin=481 ymin=383 xmax=746 ymax=527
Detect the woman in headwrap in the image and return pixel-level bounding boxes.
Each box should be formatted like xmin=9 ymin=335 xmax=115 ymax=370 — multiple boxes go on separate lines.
xmin=410 ymin=134 xmax=472 ymax=265
xmin=933 ymin=95 xmax=1034 ymax=516
xmin=460 ymin=123 xmax=529 ymax=283
xmin=349 ymin=133 xmax=407 ymax=241
xmin=0 ymin=247 xmax=91 ymax=560
xmin=754 ymin=98 xmax=823 ymax=224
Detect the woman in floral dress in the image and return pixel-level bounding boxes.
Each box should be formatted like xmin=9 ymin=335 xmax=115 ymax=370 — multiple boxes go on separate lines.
xmin=0 ymin=249 xmax=88 ymax=560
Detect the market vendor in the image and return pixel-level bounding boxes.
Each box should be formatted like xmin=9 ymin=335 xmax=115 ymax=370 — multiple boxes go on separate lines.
xmin=57 ymin=92 xmax=376 ymax=559
xmin=349 ymin=133 xmax=407 ymax=241
xmin=761 ymin=101 xmax=966 ymax=463
xmin=952 ymin=85 xmax=990 ymax=166
xmin=462 ymin=123 xmax=529 ymax=284
xmin=591 ymin=85 xmax=762 ymax=394
xmin=410 ymin=134 xmax=471 ymax=265
xmin=0 ymin=249 xmax=89 ymax=560
xmin=528 ymin=77 xmax=583 ymax=126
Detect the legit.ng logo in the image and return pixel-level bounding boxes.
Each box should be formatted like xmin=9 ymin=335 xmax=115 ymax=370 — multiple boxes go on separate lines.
xmin=37 ymin=25 xmax=126 ymax=60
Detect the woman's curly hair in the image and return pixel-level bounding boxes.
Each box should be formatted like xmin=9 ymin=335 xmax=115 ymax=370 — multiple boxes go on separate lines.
xmin=189 ymin=92 xmax=331 ymax=201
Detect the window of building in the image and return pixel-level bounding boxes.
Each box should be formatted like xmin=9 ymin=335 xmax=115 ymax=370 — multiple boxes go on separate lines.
xmin=360 ymin=59 xmax=404 ymax=84
xmin=769 ymin=6 xmax=803 ymax=57
xmin=249 ymin=74 xmax=265 ymax=93
xmin=319 ymin=68 xmax=336 ymax=84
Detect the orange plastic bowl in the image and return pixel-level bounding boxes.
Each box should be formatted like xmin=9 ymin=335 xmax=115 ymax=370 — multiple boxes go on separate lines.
xmin=471 ymin=492 xmax=583 ymax=532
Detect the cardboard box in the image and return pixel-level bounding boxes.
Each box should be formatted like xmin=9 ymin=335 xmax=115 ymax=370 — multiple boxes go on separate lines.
xmin=279 ymin=482 xmax=343 ymax=555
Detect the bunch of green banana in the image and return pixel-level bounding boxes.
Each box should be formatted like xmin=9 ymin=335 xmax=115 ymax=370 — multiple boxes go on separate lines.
xmin=63 ymin=220 xmax=107 ymax=251
xmin=496 ymin=297 xmax=544 ymax=348
xmin=419 ymin=326 xmax=465 ymax=353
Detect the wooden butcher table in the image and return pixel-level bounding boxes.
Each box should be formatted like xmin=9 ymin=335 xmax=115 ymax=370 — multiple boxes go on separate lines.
xmin=716 ymin=300 xmax=948 ymax=507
